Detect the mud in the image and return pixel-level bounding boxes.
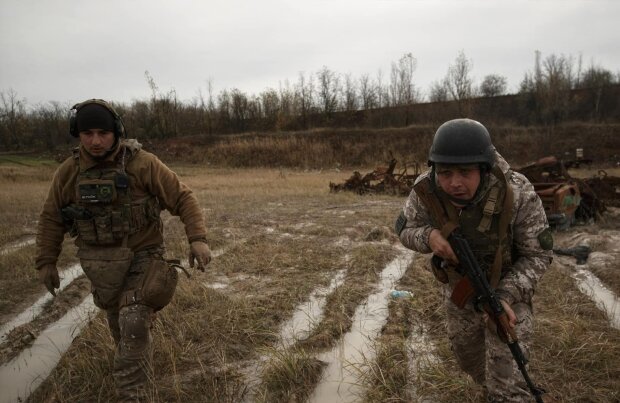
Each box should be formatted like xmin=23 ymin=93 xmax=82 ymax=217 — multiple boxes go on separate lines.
xmin=279 ymin=269 xmax=347 ymax=348
xmin=0 ymin=235 xmax=35 ymax=256
xmin=0 ymin=276 xmax=91 ymax=364
xmin=0 ymin=296 xmax=97 ymax=403
xmin=309 ymin=248 xmax=414 ymax=403
xmin=0 ymin=169 xmax=617 ymax=402
xmin=0 ymin=264 xmax=84 ymax=344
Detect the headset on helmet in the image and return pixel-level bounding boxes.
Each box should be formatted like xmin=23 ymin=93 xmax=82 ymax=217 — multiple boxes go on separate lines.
xmin=69 ymin=99 xmax=126 ymax=138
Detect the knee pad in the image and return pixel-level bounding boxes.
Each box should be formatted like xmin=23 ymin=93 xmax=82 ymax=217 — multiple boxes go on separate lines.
xmin=119 ymin=304 xmax=153 ymax=342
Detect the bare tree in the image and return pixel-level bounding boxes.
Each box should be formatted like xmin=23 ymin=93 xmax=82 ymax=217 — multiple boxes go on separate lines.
xmin=358 ymin=73 xmax=376 ymax=110
xmin=578 ymin=64 xmax=616 ymax=120
xmin=33 ymin=101 xmax=67 ymax=148
xmin=579 ymin=65 xmax=615 ymax=88
xmin=295 ymin=72 xmax=314 ymax=129
xmin=389 ymin=53 xmax=418 ymax=106
xmin=0 ymin=88 xmax=27 ymax=149
xmin=428 ymin=79 xmax=449 ymax=102
xmin=260 ymin=88 xmax=280 ymax=126
xmin=375 ymin=70 xmax=388 ymax=108
xmin=217 ymin=89 xmax=231 ymax=131
xmin=480 ymin=74 xmax=508 ymax=97
xmin=342 ymin=73 xmax=358 ymax=111
xmin=230 ymin=88 xmax=249 ymax=131
xmin=145 ymin=70 xmax=180 ymax=138
xmin=524 ymin=52 xmax=575 ymax=124
xmin=316 ymin=66 xmax=340 ymax=116
xmin=445 ymin=50 xmax=475 ymax=102
xmin=278 ymin=80 xmax=294 ymax=128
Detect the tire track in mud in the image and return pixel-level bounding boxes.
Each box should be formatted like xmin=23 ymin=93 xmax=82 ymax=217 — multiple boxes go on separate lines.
xmin=278 ymin=269 xmax=348 ymax=349
xmin=237 ymin=266 xmax=348 ymax=402
xmin=554 ymin=225 xmax=620 ymax=330
xmin=0 ymin=263 xmax=84 ymax=343
xmin=0 ymin=235 xmax=35 ymax=256
xmin=0 ymin=295 xmax=97 ymax=403
xmin=308 ymin=247 xmax=415 ymax=403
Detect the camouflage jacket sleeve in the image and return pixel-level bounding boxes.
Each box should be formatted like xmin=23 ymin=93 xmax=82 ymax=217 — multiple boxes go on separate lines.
xmin=399 ymin=173 xmax=434 ymax=254
xmin=496 ymin=172 xmax=553 ymax=305
xmin=35 ymin=159 xmax=77 ymax=269
xmin=138 ymin=152 xmax=207 ymax=242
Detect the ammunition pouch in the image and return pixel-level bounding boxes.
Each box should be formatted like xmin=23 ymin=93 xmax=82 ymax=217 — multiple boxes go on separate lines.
xmin=78 ymin=246 xmax=133 ymax=309
xmin=62 ymin=196 xmax=161 ymax=246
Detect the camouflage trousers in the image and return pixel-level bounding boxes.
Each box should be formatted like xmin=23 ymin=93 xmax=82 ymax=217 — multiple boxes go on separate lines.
xmin=444 ymin=292 xmax=534 ymax=403
xmin=105 ymin=248 xmax=165 ymax=402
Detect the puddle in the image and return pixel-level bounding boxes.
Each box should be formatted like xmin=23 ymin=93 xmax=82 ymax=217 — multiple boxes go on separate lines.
xmin=204 ymin=281 xmax=229 ymax=290
xmin=240 ymin=268 xmax=349 ymax=402
xmin=572 ymin=268 xmax=620 ymax=330
xmin=0 ymin=264 xmax=84 ymax=343
xmin=0 ymin=295 xmax=97 ymax=403
xmin=308 ymin=248 xmax=414 ymax=403
xmin=278 ymin=269 xmax=347 ymax=348
xmin=0 ymin=236 xmax=35 ymax=256
xmin=406 ymin=323 xmax=440 ymax=368
xmin=405 ymin=323 xmax=440 ymax=401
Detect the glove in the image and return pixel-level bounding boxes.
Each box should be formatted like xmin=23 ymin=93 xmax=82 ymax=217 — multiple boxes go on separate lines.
xmin=189 ymin=241 xmax=211 ymax=272
xmin=38 ymin=264 xmax=60 ymax=296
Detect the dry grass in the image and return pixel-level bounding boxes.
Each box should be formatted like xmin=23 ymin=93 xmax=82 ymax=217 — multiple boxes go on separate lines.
xmin=149 ymin=123 xmax=620 ymax=169
xmin=257 ymin=348 xmax=326 ymax=402
xmin=0 ymin=157 xmax=617 ymax=403
xmin=0 ymin=156 xmax=79 ymax=316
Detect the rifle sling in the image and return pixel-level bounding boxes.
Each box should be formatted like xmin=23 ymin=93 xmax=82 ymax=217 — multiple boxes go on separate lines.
xmin=414 ymin=167 xmax=514 ymax=306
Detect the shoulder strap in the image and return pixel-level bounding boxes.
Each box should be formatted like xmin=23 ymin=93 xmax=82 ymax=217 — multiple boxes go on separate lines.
xmin=488 ymin=165 xmax=514 ymax=288
xmin=413 ymin=176 xmax=460 ymax=238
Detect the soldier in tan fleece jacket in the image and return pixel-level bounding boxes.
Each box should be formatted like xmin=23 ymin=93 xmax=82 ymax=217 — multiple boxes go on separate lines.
xmin=35 ymin=99 xmax=211 ymax=402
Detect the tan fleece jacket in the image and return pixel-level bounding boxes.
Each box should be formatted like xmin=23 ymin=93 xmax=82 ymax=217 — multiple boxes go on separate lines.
xmin=35 ymin=139 xmax=207 ymax=269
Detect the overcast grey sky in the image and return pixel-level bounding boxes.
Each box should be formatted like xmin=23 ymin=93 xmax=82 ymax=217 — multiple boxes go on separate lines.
xmin=1 ymin=0 xmax=618 ymax=106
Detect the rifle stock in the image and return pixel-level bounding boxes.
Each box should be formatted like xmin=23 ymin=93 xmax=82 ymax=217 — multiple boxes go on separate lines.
xmin=448 ymin=231 xmax=545 ymax=403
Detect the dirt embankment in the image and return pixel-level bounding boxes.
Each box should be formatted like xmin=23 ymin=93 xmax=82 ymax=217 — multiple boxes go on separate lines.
xmin=139 ymin=122 xmax=620 ymax=169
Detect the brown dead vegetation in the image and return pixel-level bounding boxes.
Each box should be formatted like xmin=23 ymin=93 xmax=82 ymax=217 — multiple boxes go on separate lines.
xmin=0 ymin=157 xmax=618 ymax=403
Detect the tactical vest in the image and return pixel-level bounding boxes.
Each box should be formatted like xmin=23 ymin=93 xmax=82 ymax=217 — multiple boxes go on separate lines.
xmin=413 ymin=165 xmax=514 ymax=289
xmin=69 ymin=144 xmax=161 ymax=246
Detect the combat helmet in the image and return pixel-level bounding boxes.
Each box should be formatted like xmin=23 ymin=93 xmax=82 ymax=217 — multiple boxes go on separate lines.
xmin=428 ymin=118 xmax=495 ymax=169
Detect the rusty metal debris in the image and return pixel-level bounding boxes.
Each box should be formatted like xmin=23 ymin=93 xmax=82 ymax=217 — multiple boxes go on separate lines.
xmin=515 ymin=156 xmax=620 ymax=227
xmin=329 ymin=159 xmax=421 ymax=196
xmin=330 ymin=156 xmax=619 ymax=228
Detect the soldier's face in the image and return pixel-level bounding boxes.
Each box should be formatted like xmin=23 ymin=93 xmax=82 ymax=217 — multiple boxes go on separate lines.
xmin=79 ymin=129 xmax=115 ymax=157
xmin=435 ymin=164 xmax=481 ymax=202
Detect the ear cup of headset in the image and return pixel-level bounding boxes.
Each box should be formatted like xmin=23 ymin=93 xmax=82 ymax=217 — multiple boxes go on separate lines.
xmin=69 ymin=105 xmax=79 ymax=137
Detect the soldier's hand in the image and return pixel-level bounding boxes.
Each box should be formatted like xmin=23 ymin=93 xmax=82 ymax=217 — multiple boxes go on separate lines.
xmin=38 ymin=264 xmax=60 ymax=296
xmin=189 ymin=241 xmax=211 ymax=272
xmin=483 ymin=299 xmax=517 ymax=341
xmin=429 ymin=229 xmax=458 ymax=265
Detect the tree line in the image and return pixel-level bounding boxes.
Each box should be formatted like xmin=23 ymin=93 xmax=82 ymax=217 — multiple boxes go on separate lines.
xmin=1 ymin=51 xmax=618 ymax=151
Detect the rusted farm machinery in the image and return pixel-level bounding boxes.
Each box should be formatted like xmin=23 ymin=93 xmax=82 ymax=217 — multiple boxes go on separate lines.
xmin=330 ymin=156 xmax=619 ymax=228
xmin=329 ymin=158 xmax=421 ymax=196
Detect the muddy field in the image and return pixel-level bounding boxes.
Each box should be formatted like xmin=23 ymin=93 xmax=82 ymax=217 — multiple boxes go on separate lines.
xmin=0 ymin=160 xmax=618 ymax=403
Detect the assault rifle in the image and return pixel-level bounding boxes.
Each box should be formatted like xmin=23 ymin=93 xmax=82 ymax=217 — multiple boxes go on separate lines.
xmin=448 ymin=231 xmax=545 ymax=403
